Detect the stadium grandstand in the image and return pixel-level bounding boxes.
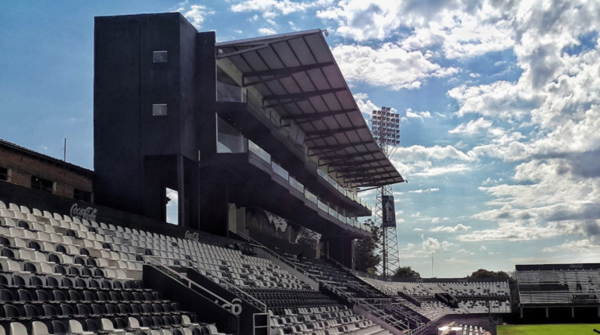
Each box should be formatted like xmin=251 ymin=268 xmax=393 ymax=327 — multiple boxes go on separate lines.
xmin=1 ymin=10 xmax=597 ymax=335
xmin=515 ymin=263 xmax=600 ymax=321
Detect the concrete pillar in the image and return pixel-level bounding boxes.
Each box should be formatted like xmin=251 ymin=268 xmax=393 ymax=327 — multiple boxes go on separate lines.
xmin=520 ymin=307 xmax=523 ymax=318
xmin=572 ymin=307 xmax=575 ymax=318
xmin=545 ymin=307 xmax=549 ymax=318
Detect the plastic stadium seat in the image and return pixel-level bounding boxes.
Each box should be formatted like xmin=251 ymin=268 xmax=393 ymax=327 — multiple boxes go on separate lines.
xmin=9 ymin=322 xmax=27 ymax=335
xmin=68 ymin=319 xmax=95 ymax=335
xmin=31 ymin=321 xmax=51 ymax=335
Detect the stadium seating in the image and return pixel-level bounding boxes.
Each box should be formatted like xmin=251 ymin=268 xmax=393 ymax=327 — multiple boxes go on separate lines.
xmin=359 ymin=277 xmax=511 ymax=318
xmin=0 ymin=201 xmax=222 ymax=335
xmin=0 ymin=200 xmax=390 ymax=335
xmin=516 ymin=267 xmax=600 ymax=305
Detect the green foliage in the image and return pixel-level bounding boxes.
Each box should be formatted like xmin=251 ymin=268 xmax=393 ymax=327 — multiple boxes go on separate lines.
xmin=466 ymin=268 xmax=516 ymax=285
xmin=393 ymin=266 xmax=421 ymax=279
xmin=354 ymin=223 xmax=381 ymax=273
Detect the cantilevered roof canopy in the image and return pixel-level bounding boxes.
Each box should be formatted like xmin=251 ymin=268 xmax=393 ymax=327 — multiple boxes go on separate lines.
xmin=216 ymin=29 xmax=404 ymax=187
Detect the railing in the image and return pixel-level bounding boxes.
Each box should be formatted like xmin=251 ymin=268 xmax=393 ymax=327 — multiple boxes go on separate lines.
xmin=144 ymin=256 xmax=252 ymax=315
xmin=289 ymin=177 xmax=304 ymax=193
xmin=271 ymin=161 xmax=289 ymax=180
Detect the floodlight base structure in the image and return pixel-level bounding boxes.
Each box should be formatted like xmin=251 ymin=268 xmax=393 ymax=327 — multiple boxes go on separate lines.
xmin=374 ymin=184 xmax=401 ymax=277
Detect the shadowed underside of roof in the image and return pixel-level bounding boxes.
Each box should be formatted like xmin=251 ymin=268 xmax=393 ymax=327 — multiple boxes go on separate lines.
xmin=216 ymin=30 xmax=404 ymax=187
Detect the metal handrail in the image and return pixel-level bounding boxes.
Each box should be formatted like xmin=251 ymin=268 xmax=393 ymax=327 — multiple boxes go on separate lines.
xmin=211 ymin=272 xmax=268 ymax=312
xmin=144 ymin=256 xmax=237 ymax=311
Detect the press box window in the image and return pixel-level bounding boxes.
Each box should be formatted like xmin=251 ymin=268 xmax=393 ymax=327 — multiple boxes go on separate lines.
xmin=31 ymin=176 xmax=54 ymax=193
xmin=153 ymin=50 xmax=168 ymax=63
xmin=0 ymin=167 xmax=7 ymax=181
xmin=152 ymin=104 xmax=167 ymax=116
xmin=74 ymin=188 xmax=92 ymax=202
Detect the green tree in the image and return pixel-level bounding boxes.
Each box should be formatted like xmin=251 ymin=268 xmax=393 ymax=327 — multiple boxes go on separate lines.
xmin=394 ymin=266 xmax=421 ymax=279
xmin=354 ymin=223 xmax=381 ymax=273
xmin=466 ymin=269 xmax=515 ymax=285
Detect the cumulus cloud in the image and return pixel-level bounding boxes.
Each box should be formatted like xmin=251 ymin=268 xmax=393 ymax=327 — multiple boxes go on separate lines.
xmin=332 ymin=43 xmax=458 ymax=91
xmin=405 ymin=108 xmax=432 ymax=121
xmin=230 ymin=0 xmax=329 ymax=17
xmin=178 ymin=4 xmax=214 ymax=29
xmin=258 ymin=27 xmax=277 ymax=35
xmin=431 ymin=224 xmax=471 ymax=233
xmin=448 ymin=118 xmax=493 ymax=136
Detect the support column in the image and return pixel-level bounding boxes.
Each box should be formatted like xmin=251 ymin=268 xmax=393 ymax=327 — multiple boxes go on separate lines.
xmin=572 ymin=307 xmax=575 ymax=318
xmin=177 ymin=155 xmax=186 ymax=227
xmin=545 ymin=307 xmax=549 ymax=318
xmin=520 ymin=307 xmax=523 ymax=318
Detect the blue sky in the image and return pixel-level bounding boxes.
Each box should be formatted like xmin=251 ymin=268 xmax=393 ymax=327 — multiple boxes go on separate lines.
xmin=2 ymin=0 xmax=600 ymax=278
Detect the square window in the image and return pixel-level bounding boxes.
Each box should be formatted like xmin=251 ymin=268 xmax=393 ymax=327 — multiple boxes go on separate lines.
xmin=31 ymin=176 xmax=54 ymax=193
xmin=74 ymin=188 xmax=92 ymax=202
xmin=152 ymin=104 xmax=167 ymax=116
xmin=0 ymin=167 xmax=7 ymax=181
xmin=153 ymin=50 xmax=168 ymax=63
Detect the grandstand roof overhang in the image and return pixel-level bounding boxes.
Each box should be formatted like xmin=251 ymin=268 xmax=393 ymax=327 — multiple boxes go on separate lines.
xmin=216 ymin=30 xmax=404 ymax=188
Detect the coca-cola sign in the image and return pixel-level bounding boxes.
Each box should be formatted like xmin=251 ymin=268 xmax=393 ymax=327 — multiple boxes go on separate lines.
xmin=70 ymin=203 xmax=98 ymax=222
xmin=184 ymin=230 xmax=200 ymax=243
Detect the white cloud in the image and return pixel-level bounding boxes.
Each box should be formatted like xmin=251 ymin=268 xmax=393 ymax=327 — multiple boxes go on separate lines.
xmin=405 ymin=108 xmax=432 ymax=121
xmin=448 ymin=117 xmax=493 ymax=136
xmin=332 ymin=43 xmax=458 ymax=91
xmin=258 ymin=27 xmax=277 ymax=35
xmin=480 ymin=246 xmax=487 ymax=251
xmin=430 ymin=224 xmax=471 ymax=233
xmin=230 ymin=0 xmax=328 ymax=17
xmin=408 ymin=188 xmax=439 ymax=193
xmin=179 ymin=5 xmax=214 ymax=29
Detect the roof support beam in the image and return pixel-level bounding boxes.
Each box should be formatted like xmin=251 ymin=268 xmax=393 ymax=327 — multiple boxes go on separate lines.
xmin=330 ymin=165 xmax=383 ymax=173
xmin=320 ymin=151 xmax=380 ymax=162
xmin=281 ymin=108 xmax=357 ymax=122
xmin=242 ymin=62 xmax=335 ymax=87
xmin=308 ymin=141 xmax=372 ymax=157
xmin=305 ymin=126 xmax=367 ymax=140
xmin=263 ymin=88 xmax=346 ymax=105
xmin=327 ymin=157 xmax=388 ymax=168
xmin=345 ymin=175 xmax=399 ymax=183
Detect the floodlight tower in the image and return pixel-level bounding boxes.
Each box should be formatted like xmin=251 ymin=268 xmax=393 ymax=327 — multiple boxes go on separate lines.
xmin=370 ymin=106 xmax=401 ymax=277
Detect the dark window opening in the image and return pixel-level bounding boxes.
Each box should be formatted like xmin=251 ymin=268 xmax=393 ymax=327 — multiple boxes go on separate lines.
xmin=31 ymin=176 xmax=54 ymax=193
xmin=74 ymin=189 xmax=92 ymax=202
xmin=0 ymin=167 xmax=7 ymax=181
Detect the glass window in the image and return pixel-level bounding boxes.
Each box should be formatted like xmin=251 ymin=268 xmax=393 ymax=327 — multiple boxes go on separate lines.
xmin=152 ymin=104 xmax=167 ymax=116
xmin=31 ymin=176 xmax=53 ymax=193
xmin=217 ymin=66 xmax=243 ymax=102
xmin=217 ymin=117 xmax=247 ymax=153
xmin=0 ymin=167 xmax=7 ymax=181
xmin=153 ymin=50 xmax=168 ymax=63
xmin=74 ymin=188 xmax=92 ymax=202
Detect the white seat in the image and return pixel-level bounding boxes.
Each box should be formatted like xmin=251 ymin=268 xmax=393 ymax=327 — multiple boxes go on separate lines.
xmin=101 ymin=318 xmax=125 ymax=334
xmin=69 ymin=320 xmax=95 ymax=335
xmin=9 ymin=322 xmax=27 ymax=335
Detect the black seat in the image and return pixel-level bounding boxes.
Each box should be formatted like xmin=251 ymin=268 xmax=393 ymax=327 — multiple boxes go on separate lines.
xmin=48 ymin=254 xmax=61 ymax=264
xmin=52 ymin=320 xmax=68 ymax=334
xmin=0 ymin=236 xmax=11 ymax=247
xmin=4 ymin=304 xmax=20 ymax=320
xmin=76 ymin=277 xmax=88 ymax=288
xmin=60 ymin=304 xmax=75 ymax=318
xmin=85 ymin=319 xmax=100 ymax=333
xmin=68 ymin=290 xmax=81 ymax=303
xmin=105 ymin=303 xmax=118 ymax=316
xmin=90 ymin=304 xmax=105 ymax=317
xmin=97 ymin=291 xmax=109 ymax=302
xmin=24 ymin=304 xmax=42 ymax=319
xmin=36 ymin=290 xmax=51 ymax=303
xmin=17 ymin=221 xmax=30 ymax=229
xmin=86 ymin=258 xmax=97 ymax=267
xmin=76 ymin=303 xmax=90 ymax=317
xmin=110 ymin=291 xmax=121 ymax=302
xmin=52 ymin=290 xmax=66 ymax=303
xmin=17 ymin=289 xmax=33 ymax=304
xmin=0 ymin=289 xmax=15 ymax=303
xmin=81 ymin=267 xmax=93 ymax=277
xmin=82 ymin=290 xmax=95 ymax=303
xmin=29 ymin=241 xmax=41 ymax=250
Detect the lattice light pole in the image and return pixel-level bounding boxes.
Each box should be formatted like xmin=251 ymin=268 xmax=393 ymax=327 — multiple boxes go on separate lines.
xmin=370 ymin=106 xmax=401 ymax=277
